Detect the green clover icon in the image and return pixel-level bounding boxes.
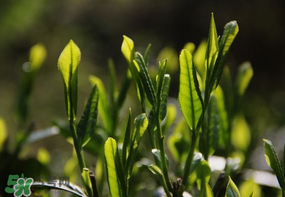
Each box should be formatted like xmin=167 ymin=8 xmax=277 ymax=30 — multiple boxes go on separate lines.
xmin=13 ymin=177 xmax=34 ymax=197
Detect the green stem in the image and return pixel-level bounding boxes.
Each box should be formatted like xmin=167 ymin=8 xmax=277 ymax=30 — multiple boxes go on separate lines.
xmin=182 ymin=133 xmax=197 ymax=187
xmin=69 ymin=120 xmax=93 ymax=197
xmin=155 ymin=113 xmax=172 ymax=197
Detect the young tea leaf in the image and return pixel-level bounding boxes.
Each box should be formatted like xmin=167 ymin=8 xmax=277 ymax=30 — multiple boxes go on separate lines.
xmin=179 ymin=49 xmax=203 ymax=131
xmin=58 ymin=40 xmax=81 ymax=120
xmin=196 ymin=160 xmax=211 ymax=189
xmin=210 ymin=20 xmax=239 ymax=92
xmin=235 ymin=62 xmax=253 ymax=97
xmin=0 ymin=118 xmax=7 ymax=152
xmin=122 ymin=109 xmax=132 ymax=166
xmin=77 ymin=85 xmax=99 ymax=147
xmin=226 ymin=177 xmax=241 ymax=197
xmin=104 ymin=137 xmax=122 ymax=197
xmin=263 ymin=139 xmax=285 ymax=190
xmin=159 ymin=74 xmax=171 ymax=120
xmin=121 ymin=35 xmax=135 ymax=65
xmin=133 ymin=55 xmax=157 ymax=106
xmin=206 ymin=13 xmax=219 ymax=74
xmin=199 ymin=183 xmax=214 ymax=197
xmin=89 ymin=75 xmax=112 ymax=134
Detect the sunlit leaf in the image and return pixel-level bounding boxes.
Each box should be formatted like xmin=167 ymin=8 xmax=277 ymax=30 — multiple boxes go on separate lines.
xmin=77 ymin=85 xmax=99 ymax=147
xmin=226 ymin=177 xmax=241 ymax=197
xmin=152 ymin=149 xmax=169 ymax=169
xmin=0 ymin=118 xmax=7 ymax=151
xmin=215 ymin=86 xmax=229 ymax=148
xmin=239 ymin=179 xmax=261 ymax=197
xmin=199 ymin=183 xmax=214 ymax=197
xmin=206 ymin=13 xmax=219 ymax=75
xmin=263 ymin=139 xmax=285 ymax=190
xmin=104 ymin=137 xmax=122 ymax=197
xmin=58 ymin=40 xmax=81 ymax=120
xmin=162 ymin=104 xmax=176 ymax=134
xmin=143 ymin=43 xmax=152 ymax=64
xmin=126 ymin=114 xmax=148 ymax=175
xmin=37 ymin=148 xmax=50 ymax=165
xmin=133 ymin=55 xmax=157 ymax=106
xmin=193 ymin=40 xmax=207 ymax=81
xmin=231 ymin=115 xmax=250 ymax=151
xmin=157 ymin=46 xmax=178 ymax=74
xmin=235 ymin=62 xmax=253 ymax=97
xmin=210 ymin=20 xmax=239 ymax=91
xmin=179 ymin=49 xmax=203 ymax=130
xmin=81 ymin=168 xmax=92 ymax=193
xmin=183 ymin=42 xmax=195 ymax=54
xmin=121 ymin=35 xmax=135 ymax=65
xmin=30 ymin=43 xmax=47 ymax=71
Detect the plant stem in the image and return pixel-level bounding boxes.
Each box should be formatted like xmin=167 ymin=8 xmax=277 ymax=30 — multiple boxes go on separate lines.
xmin=182 ymin=133 xmax=197 ymax=187
xmin=155 ymin=113 xmax=172 ymax=197
xmin=69 ymin=119 xmax=93 ymax=197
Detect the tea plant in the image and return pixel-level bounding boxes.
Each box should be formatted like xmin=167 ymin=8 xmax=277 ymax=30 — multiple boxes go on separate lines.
xmin=4 ymin=13 xmax=283 ymax=197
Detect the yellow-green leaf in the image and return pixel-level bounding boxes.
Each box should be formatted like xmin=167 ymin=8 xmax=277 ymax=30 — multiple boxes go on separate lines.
xmin=0 ymin=118 xmax=7 ymax=152
xmin=104 ymin=137 xmax=122 ymax=197
xmin=235 ymin=62 xmax=253 ymax=97
xmin=121 ymin=35 xmax=134 ymax=65
xmin=30 ymin=43 xmax=47 ymax=71
xmin=263 ymin=139 xmax=285 ymax=190
xmin=179 ymin=49 xmax=203 ymax=130
xmin=239 ymin=179 xmax=261 ymax=197
xmin=226 ymin=177 xmax=241 ymax=197
xmin=206 ymin=13 xmax=218 ymax=73
xmin=58 ymin=40 xmax=81 ymax=120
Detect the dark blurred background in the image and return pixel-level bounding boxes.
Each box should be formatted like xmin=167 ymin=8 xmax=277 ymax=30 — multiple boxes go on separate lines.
xmin=1 ymin=0 xmax=285 ymax=187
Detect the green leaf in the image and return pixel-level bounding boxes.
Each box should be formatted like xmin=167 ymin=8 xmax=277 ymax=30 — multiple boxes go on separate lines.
xmin=196 ymin=160 xmax=211 ymax=189
xmin=122 ymin=109 xmax=132 ymax=166
xmin=168 ymin=119 xmax=191 ymax=162
xmin=121 ymin=35 xmax=135 ymax=65
xmin=193 ymin=40 xmax=207 ymax=81
xmin=104 ymin=137 xmax=122 ymax=197
xmin=206 ymin=13 xmax=219 ymax=74
xmin=58 ymin=40 xmax=81 ymax=120
xmin=29 ymin=43 xmax=47 ymax=71
xmin=152 ymin=149 xmax=169 ymax=169
xmin=147 ymin=164 xmax=163 ymax=176
xmin=226 ymin=177 xmax=241 ymax=197
xmin=199 ymin=95 xmax=219 ymax=159
xmin=189 ymin=152 xmax=203 ymax=176
xmin=108 ymin=58 xmax=117 ymax=106
xmin=143 ymin=43 xmax=152 ymax=64
xmin=16 ymin=43 xmax=47 ymax=122
xmin=162 ymin=104 xmax=176 ymax=134
xmin=263 ymin=139 xmax=285 ymax=190
xmin=159 ymin=74 xmax=171 ymax=120
xmin=126 ymin=114 xmax=148 ymax=174
xmin=37 ymin=148 xmax=50 ymax=165
xmin=32 ymin=181 xmax=87 ymax=197
xmin=89 ymin=75 xmax=112 ymax=134
xmin=240 ymin=179 xmax=261 ymax=197
xmin=232 ymin=115 xmax=251 ymax=151
xmin=77 ymin=85 xmax=99 ymax=147
xmin=199 ymin=183 xmax=214 ymax=197
xmin=210 ymin=20 xmax=239 ymax=91
xmin=156 ymin=59 xmax=167 ymax=97
xmin=214 ymin=86 xmax=229 ymax=148
xmin=133 ymin=54 xmax=157 ymax=106
xmin=183 ymin=42 xmax=196 ymax=54
xmin=0 ymin=118 xmax=7 ymax=152
xmin=157 ymin=46 xmax=178 ymax=74
xmin=235 ymin=62 xmax=253 ymax=97
xmin=179 ymin=49 xmax=203 ymax=131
